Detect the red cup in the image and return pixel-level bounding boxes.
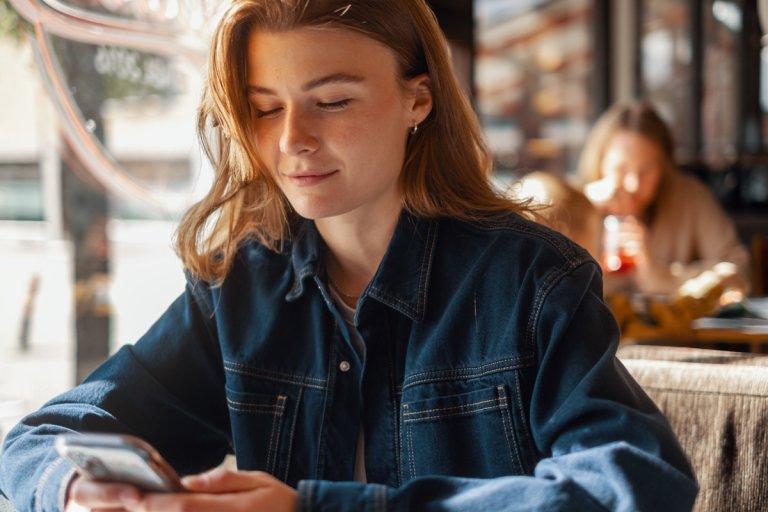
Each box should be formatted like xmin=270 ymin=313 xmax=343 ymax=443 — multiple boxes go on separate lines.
xmin=601 ymin=215 xmax=638 ymax=274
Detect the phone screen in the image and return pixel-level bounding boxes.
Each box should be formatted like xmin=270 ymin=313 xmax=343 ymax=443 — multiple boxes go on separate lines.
xmin=55 ymin=433 xmax=183 ymax=492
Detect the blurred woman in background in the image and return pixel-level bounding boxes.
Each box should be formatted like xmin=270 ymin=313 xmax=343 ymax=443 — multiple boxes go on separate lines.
xmin=578 ymin=100 xmax=750 ymax=298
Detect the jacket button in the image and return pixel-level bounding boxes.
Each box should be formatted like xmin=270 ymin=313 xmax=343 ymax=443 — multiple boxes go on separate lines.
xmin=339 ymin=361 xmax=351 ymax=372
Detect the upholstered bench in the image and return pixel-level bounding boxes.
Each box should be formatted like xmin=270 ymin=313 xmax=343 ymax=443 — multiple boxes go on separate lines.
xmin=618 ymin=344 xmax=768 ymax=512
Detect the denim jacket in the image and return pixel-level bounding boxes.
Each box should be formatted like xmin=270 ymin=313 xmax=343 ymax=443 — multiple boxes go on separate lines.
xmin=1 ymin=212 xmax=697 ymax=511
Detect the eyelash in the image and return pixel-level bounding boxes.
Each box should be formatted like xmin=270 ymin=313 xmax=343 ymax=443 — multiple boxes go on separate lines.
xmin=254 ymin=99 xmax=352 ymax=119
xmin=318 ymin=99 xmax=351 ymax=111
xmin=255 ymin=108 xmax=281 ymax=119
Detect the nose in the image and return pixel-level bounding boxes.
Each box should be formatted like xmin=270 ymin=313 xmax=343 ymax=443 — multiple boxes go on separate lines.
xmin=279 ymin=108 xmax=318 ymax=156
xmin=622 ymin=171 xmax=640 ymax=194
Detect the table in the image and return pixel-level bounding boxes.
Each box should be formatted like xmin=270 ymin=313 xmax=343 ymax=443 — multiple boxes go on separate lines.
xmin=610 ymin=294 xmax=768 ymax=353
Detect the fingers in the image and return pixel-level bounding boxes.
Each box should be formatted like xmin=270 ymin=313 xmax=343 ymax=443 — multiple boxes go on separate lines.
xmin=64 ymin=469 xmax=300 ymax=512
xmin=182 ymin=466 xmax=277 ymax=493
xmin=142 ymin=472 xmax=298 ymax=512
xmin=67 ymin=470 xmax=288 ymax=512
xmin=68 ymin=475 xmax=142 ymax=510
xmin=140 ymin=493 xmax=246 ymax=512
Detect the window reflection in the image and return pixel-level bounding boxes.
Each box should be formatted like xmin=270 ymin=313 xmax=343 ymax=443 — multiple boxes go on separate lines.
xmin=702 ymin=0 xmax=739 ymax=168
xmin=0 ymin=163 xmax=43 ymax=220
xmin=48 ymin=35 xmax=204 ymax=219
xmin=0 ymin=0 xmax=215 ymax=415
xmin=639 ymin=0 xmax=692 ymax=161
xmin=475 ymin=0 xmax=594 ymax=176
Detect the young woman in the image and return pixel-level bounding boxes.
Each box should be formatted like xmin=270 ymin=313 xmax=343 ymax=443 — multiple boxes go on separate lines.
xmin=579 ymin=101 xmax=751 ymax=297
xmin=1 ymin=2 xmax=696 ymax=510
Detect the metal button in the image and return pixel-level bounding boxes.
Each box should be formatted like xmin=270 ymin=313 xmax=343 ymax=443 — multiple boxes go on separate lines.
xmin=339 ymin=360 xmax=351 ymax=372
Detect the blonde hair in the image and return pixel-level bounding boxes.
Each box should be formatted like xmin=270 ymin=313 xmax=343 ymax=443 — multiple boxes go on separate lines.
xmin=576 ymin=100 xmax=677 ymax=184
xmin=176 ymin=0 xmax=526 ymax=283
xmin=513 ymin=171 xmax=601 ymax=257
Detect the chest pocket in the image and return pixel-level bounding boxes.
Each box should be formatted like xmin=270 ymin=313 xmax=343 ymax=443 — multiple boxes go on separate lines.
xmin=399 ymin=384 xmax=530 ymax=482
xmin=225 ymin=387 xmax=301 ymax=480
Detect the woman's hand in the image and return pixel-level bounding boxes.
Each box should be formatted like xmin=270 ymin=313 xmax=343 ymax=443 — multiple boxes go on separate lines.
xmin=167 ymin=467 xmax=297 ymax=511
xmin=613 ymin=218 xmax=673 ymax=294
xmin=65 ymin=474 xmax=139 ymax=511
xmin=66 ymin=467 xmax=298 ymax=512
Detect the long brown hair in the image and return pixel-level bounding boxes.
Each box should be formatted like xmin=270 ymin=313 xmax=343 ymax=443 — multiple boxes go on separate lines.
xmin=176 ymin=0 xmax=525 ymax=283
xmin=576 ymin=100 xmax=677 ymax=184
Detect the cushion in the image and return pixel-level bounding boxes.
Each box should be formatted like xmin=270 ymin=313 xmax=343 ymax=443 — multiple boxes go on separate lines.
xmin=619 ymin=345 xmax=768 ymax=512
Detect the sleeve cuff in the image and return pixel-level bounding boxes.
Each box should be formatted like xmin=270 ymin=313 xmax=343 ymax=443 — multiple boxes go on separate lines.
xmin=33 ymin=457 xmax=77 ymax=512
xmin=297 ymin=480 xmax=388 ymax=512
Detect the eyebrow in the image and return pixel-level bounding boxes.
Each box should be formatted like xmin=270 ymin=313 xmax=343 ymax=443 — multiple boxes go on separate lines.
xmin=247 ymin=72 xmax=365 ymax=95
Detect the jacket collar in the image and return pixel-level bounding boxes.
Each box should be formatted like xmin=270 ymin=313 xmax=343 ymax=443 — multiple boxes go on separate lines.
xmin=286 ymin=212 xmax=438 ymax=322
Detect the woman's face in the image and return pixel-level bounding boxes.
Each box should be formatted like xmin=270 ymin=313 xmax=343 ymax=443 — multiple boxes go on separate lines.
xmin=246 ymin=27 xmax=430 ymax=222
xmin=595 ymin=131 xmax=665 ymax=217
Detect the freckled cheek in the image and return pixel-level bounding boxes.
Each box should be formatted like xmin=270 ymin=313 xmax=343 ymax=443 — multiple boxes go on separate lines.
xmin=254 ymin=123 xmax=278 ymax=146
xmin=329 ymin=121 xmax=383 ymax=155
xmin=254 ymin=129 xmax=282 ymax=170
xmin=331 ymin=124 xmax=358 ymax=144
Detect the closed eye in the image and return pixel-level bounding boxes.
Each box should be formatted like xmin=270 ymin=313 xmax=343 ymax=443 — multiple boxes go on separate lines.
xmin=255 ymin=107 xmax=283 ymax=119
xmin=318 ymin=99 xmax=351 ymax=111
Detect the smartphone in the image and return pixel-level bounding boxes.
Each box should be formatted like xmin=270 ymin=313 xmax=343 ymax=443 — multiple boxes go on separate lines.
xmin=55 ymin=432 xmax=185 ymax=492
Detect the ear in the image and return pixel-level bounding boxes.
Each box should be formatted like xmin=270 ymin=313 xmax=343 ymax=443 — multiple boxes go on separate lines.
xmin=405 ymin=73 xmax=433 ymax=126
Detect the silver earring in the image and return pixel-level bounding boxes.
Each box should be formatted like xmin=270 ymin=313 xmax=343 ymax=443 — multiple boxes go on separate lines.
xmin=410 ymin=123 xmax=419 ymax=135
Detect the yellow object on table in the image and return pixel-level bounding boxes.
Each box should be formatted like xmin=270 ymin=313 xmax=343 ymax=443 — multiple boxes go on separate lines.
xmin=607 ymin=270 xmax=729 ymax=346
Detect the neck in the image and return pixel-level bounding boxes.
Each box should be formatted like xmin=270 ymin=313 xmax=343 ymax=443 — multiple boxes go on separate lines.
xmin=317 ymin=208 xmax=401 ymax=299
xmin=327 ymin=278 xmax=360 ymax=309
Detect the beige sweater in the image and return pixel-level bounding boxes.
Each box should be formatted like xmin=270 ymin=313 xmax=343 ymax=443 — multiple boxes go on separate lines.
xmin=606 ymin=172 xmax=751 ymax=296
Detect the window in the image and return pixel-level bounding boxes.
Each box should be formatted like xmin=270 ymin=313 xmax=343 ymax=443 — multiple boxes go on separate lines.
xmin=0 ymin=163 xmax=43 ymax=221
xmin=474 ymin=0 xmax=598 ymax=177
xmin=0 ymin=0 xmax=217 ymax=426
xmin=638 ymin=0 xmax=694 ymax=161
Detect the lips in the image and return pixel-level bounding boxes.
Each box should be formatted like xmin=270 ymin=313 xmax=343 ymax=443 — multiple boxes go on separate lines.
xmin=284 ymin=169 xmax=338 ymax=186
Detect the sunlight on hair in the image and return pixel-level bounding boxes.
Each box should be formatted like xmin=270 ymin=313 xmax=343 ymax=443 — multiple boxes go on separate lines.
xmin=516 ymin=176 xmax=552 ymax=205
xmin=584 ymin=177 xmax=615 ymax=204
xmin=334 ymin=4 xmax=352 ymax=16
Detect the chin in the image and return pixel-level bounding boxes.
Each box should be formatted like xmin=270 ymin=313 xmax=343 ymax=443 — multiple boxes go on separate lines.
xmin=289 ymin=201 xmax=347 ymax=221
xmin=609 ymin=207 xmax=638 ymax=218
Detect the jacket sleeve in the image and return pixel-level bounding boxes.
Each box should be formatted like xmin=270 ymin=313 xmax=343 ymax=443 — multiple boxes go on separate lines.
xmin=0 ymin=279 xmax=231 ymax=512
xmin=296 ymin=262 xmax=698 ymax=511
